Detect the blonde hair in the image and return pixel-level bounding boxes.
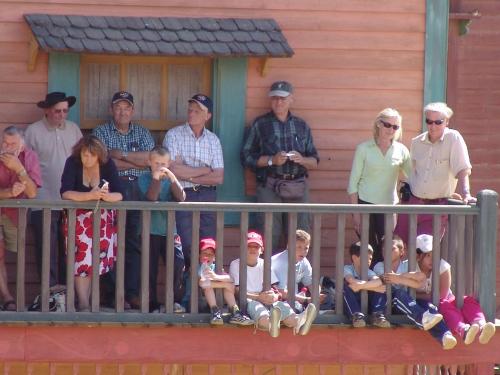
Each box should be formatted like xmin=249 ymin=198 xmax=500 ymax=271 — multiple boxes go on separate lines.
xmin=424 ymin=102 xmax=453 ymax=119
xmin=296 ymin=229 xmax=311 ymax=244
xmin=373 ymin=108 xmax=403 ymax=142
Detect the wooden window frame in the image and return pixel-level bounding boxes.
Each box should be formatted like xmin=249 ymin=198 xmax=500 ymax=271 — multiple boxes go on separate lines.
xmin=80 ymin=54 xmax=212 ymax=130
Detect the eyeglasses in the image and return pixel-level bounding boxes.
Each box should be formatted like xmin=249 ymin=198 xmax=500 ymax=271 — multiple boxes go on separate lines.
xmin=425 ymin=118 xmax=445 ymax=125
xmin=53 ymin=108 xmax=69 ymax=114
xmin=380 ymin=120 xmax=400 ymax=130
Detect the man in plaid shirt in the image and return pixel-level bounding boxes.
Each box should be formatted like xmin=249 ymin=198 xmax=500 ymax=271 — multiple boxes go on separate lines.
xmin=162 ymin=94 xmax=223 ymax=273
xmin=241 ymin=81 xmax=319 ymax=252
xmin=93 ymin=91 xmax=155 ymax=309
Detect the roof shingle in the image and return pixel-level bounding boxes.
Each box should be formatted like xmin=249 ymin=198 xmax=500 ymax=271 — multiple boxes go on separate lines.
xmin=24 ymin=14 xmax=293 ymax=57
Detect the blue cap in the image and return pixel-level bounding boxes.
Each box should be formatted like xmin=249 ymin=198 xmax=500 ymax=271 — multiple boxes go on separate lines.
xmin=189 ymin=94 xmax=213 ymax=113
xmin=112 ymin=91 xmax=134 ymax=105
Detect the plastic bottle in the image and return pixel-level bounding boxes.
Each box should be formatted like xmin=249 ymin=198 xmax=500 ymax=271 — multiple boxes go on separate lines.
xmin=199 ymin=260 xmax=211 ymax=288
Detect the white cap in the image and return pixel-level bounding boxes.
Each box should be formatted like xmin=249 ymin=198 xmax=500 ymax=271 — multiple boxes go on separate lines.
xmin=416 ymin=234 xmax=433 ymax=253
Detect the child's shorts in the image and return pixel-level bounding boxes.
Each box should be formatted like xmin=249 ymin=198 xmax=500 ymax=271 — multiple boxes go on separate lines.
xmin=246 ymin=299 xmax=294 ymax=322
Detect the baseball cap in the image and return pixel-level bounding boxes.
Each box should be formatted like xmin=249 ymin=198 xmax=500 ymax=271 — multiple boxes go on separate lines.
xmin=189 ymin=94 xmax=213 ymax=113
xmin=200 ymin=238 xmax=216 ymax=252
xmin=416 ymin=234 xmax=433 ymax=253
xmin=247 ymin=231 xmax=264 ymax=247
xmin=112 ymin=91 xmax=134 ymax=106
xmin=268 ymin=81 xmax=293 ymax=97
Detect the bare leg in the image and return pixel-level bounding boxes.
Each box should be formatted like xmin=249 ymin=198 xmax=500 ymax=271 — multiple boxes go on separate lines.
xmin=75 ymin=275 xmax=91 ymax=311
xmin=202 ymin=287 xmax=217 ymax=308
xmin=282 ymin=314 xmax=298 ymax=328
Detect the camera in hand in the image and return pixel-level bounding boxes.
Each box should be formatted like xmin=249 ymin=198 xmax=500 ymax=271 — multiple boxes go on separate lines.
xmin=98 ymin=179 xmax=108 ymax=188
xmin=400 ymin=182 xmax=411 ymax=202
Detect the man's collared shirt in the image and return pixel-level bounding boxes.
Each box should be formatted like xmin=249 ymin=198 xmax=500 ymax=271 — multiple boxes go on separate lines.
xmin=93 ymin=121 xmax=155 ymax=177
xmin=348 ymin=139 xmax=411 ymax=204
xmin=25 ymin=117 xmax=82 ymax=201
xmin=241 ymin=111 xmax=319 ymax=177
xmin=0 ymin=147 xmax=42 ymax=223
xmin=271 ymin=249 xmax=312 ymax=294
xmin=162 ymin=123 xmax=224 ymax=189
xmin=409 ymin=127 xmax=471 ymax=199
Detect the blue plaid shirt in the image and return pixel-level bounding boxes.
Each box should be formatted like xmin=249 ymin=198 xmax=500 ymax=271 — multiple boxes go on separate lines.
xmin=241 ymin=111 xmax=319 ymax=181
xmin=93 ymin=121 xmax=155 ymax=177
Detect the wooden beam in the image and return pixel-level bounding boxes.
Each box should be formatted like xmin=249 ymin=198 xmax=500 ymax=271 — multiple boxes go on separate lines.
xmin=27 ymin=33 xmax=39 ymax=72
xmin=260 ymin=57 xmax=270 ymax=77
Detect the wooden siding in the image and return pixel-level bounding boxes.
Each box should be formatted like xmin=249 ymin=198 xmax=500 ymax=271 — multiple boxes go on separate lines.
xmin=447 ymin=0 xmax=500 ymax=313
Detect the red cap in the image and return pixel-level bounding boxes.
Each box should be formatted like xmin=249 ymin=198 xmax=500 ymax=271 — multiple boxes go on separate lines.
xmin=247 ymin=231 xmax=264 ymax=247
xmin=199 ymin=238 xmax=216 ymax=252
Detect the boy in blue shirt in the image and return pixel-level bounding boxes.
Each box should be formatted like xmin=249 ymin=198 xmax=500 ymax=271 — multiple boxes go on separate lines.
xmin=138 ymin=146 xmax=186 ymax=312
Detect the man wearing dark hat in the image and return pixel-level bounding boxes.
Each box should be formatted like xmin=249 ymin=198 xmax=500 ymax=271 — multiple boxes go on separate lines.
xmin=25 ymin=92 xmax=82 ymax=287
xmin=162 ymin=94 xmax=223 ymax=279
xmin=241 ymin=81 xmax=319 ymax=252
xmin=93 ymin=91 xmax=155 ymax=309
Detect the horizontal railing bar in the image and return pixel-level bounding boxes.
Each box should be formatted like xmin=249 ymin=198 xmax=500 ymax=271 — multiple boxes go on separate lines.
xmin=0 ymin=199 xmax=479 ymax=215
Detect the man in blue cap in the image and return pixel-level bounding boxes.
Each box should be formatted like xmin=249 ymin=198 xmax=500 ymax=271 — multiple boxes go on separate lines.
xmin=162 ymin=94 xmax=224 ymax=306
xmin=241 ymin=81 xmax=319 ymax=252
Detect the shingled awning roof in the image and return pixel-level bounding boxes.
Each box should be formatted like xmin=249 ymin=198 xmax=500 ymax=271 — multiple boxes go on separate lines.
xmin=24 ymin=14 xmax=294 ymax=58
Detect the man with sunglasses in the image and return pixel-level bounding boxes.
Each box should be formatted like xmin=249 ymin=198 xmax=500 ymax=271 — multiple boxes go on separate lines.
xmin=394 ymin=102 xmax=473 ymax=245
xmin=25 ymin=92 xmax=83 ymax=288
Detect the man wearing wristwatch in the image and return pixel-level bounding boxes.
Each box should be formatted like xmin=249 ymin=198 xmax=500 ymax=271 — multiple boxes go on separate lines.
xmin=394 ymin=102 xmax=474 ymax=245
xmin=93 ymin=91 xmax=155 ymax=309
xmin=0 ymin=126 xmax=41 ymax=311
xmin=241 ymin=81 xmax=319 ymax=252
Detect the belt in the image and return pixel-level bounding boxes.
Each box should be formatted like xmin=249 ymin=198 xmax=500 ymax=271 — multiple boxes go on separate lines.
xmin=412 ymin=194 xmax=446 ymax=204
xmin=119 ymin=175 xmax=138 ymax=181
xmin=268 ymin=173 xmax=305 ymax=181
xmin=184 ymin=185 xmax=216 ymax=192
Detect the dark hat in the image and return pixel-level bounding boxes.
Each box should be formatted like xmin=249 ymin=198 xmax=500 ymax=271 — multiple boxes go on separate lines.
xmin=37 ymin=92 xmax=76 ymax=109
xmin=189 ymin=94 xmax=213 ymax=113
xmin=268 ymin=81 xmax=293 ymax=97
xmin=112 ymin=91 xmax=134 ymax=105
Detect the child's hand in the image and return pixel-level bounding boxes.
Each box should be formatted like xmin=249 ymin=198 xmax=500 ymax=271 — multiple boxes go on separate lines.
xmin=372 ymin=284 xmax=386 ymax=293
xmin=203 ymin=268 xmax=217 ymax=280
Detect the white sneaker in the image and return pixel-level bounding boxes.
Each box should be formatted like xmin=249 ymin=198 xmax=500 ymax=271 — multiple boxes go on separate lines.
xmin=479 ymin=322 xmax=496 ymax=344
xmin=293 ymin=304 xmax=317 ymax=336
xmin=269 ymin=306 xmax=281 ymax=338
xmin=464 ymin=323 xmax=480 ymax=345
xmin=442 ymin=332 xmax=457 ymax=350
xmin=174 ymin=303 xmax=186 ymax=313
xmin=422 ymin=310 xmax=443 ymax=330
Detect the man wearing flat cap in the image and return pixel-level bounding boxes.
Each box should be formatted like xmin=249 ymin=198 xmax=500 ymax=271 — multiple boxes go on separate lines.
xmin=395 ymin=102 xmax=474 ymax=245
xmin=241 ymin=81 xmax=319 ymax=252
xmin=162 ymin=94 xmax=223 ymax=276
xmin=25 ymin=92 xmax=82 ymax=287
xmin=93 ymin=91 xmax=155 ymax=309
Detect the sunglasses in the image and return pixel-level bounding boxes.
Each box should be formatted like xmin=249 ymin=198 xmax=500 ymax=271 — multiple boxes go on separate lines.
xmin=380 ymin=120 xmax=400 ymax=130
xmin=53 ymin=108 xmax=69 ymax=114
xmin=425 ymin=118 xmax=445 ymax=125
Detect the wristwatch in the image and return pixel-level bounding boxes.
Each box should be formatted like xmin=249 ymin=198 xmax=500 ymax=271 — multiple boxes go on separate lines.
xmin=17 ymin=169 xmax=27 ymax=177
xmin=267 ymin=156 xmax=273 ymax=167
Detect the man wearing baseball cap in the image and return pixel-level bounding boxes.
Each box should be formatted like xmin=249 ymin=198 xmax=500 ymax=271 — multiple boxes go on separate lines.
xmin=25 ymin=92 xmax=83 ymax=288
xmin=93 ymin=91 xmax=155 ymax=309
xmin=162 ymin=94 xmax=223 ymax=277
xmin=241 ymin=81 xmax=319 ymax=252
xmin=229 ymin=231 xmax=317 ymax=337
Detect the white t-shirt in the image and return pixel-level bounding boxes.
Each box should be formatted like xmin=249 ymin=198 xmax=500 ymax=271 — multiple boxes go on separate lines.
xmin=416 ymin=258 xmax=451 ymax=295
xmin=229 ymin=257 xmax=278 ymax=294
xmin=271 ymin=250 xmax=312 ymax=293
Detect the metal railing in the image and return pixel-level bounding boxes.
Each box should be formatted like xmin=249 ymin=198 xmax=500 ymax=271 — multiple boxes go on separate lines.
xmin=0 ymin=190 xmax=497 ymax=325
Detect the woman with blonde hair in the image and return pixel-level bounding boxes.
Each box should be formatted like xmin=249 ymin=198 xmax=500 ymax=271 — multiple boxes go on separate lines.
xmin=348 ymin=108 xmax=411 ymax=266
xmin=60 ymin=135 xmax=124 ymax=311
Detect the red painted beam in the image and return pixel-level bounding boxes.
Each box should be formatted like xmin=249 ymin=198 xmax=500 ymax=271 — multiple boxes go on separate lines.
xmin=0 ymin=326 xmax=498 ymax=364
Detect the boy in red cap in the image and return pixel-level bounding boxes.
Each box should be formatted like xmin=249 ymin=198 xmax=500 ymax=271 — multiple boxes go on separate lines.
xmin=199 ymin=238 xmax=253 ymax=326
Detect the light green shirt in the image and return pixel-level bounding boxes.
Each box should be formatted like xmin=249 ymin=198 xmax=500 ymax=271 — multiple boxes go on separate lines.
xmin=348 ymin=139 xmax=411 ymax=204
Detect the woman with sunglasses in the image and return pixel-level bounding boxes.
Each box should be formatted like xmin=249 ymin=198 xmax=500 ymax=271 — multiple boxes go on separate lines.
xmin=348 ymin=108 xmax=411 ymax=266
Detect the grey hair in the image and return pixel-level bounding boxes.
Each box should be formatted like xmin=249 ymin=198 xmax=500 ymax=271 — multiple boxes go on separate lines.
xmin=424 ymin=102 xmax=453 ymax=119
xmin=3 ymin=125 xmax=24 ymax=137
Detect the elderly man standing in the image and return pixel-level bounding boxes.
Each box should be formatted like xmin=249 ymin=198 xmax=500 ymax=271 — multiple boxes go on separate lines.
xmin=0 ymin=126 xmax=42 ymax=311
xmin=241 ymin=81 xmax=319 ymax=252
xmin=395 ymin=102 xmax=474 ymax=245
xmin=93 ymin=91 xmax=155 ymax=308
xmin=25 ymin=92 xmax=82 ymax=287
xmin=162 ymin=94 xmax=223 ymax=270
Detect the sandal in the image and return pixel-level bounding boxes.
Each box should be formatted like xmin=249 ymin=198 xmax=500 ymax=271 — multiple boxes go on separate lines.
xmin=2 ymin=300 xmax=17 ymax=311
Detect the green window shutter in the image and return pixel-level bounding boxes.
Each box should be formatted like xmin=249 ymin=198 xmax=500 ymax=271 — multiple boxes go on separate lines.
xmin=48 ymin=52 xmax=81 ymax=125
xmin=423 ymin=0 xmax=449 ymax=131
xmin=212 ymin=57 xmax=249 ymax=225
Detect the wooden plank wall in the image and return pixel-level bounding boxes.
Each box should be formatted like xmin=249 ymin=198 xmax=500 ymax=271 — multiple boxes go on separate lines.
xmin=447 ymin=0 xmax=500 ymax=314
xmin=0 ymin=1 xmax=426 ymax=302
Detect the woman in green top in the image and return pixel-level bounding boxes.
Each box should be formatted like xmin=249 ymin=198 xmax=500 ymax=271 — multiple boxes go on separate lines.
xmin=348 ymin=108 xmax=411 ymax=266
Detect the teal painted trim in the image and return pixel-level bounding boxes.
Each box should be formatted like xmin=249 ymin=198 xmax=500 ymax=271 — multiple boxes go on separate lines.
xmin=212 ymin=57 xmax=250 ymax=225
xmin=423 ymin=0 xmax=449 ymax=131
xmin=48 ymin=52 xmax=80 ymax=125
